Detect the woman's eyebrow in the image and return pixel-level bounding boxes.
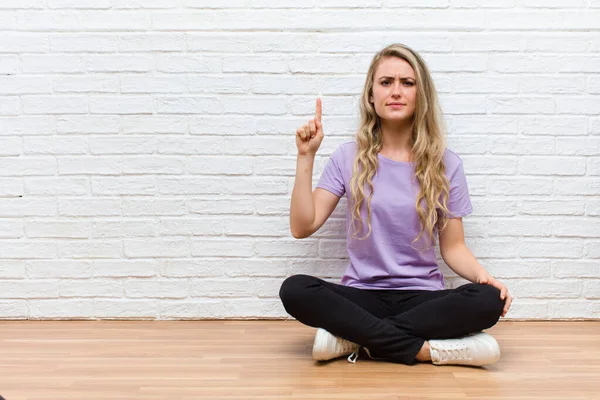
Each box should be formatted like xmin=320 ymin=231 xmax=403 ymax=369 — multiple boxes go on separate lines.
xmin=378 ymin=76 xmax=415 ymax=80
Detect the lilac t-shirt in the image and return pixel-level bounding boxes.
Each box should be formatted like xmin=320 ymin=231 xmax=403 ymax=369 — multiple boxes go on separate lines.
xmin=316 ymin=141 xmax=473 ymax=291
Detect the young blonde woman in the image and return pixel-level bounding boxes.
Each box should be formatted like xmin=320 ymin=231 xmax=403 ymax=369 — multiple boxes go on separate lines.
xmin=279 ymin=43 xmax=513 ymax=366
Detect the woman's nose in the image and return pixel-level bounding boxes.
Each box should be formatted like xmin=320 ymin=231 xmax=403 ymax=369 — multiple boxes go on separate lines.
xmin=391 ymin=82 xmax=403 ymax=96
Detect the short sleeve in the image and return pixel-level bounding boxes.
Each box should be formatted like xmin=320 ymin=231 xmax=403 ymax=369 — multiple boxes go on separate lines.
xmin=315 ymin=147 xmax=346 ymax=198
xmin=445 ymin=160 xmax=473 ymax=218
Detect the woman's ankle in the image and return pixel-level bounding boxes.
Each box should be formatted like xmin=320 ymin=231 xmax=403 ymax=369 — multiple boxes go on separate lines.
xmin=415 ymin=341 xmax=431 ymax=362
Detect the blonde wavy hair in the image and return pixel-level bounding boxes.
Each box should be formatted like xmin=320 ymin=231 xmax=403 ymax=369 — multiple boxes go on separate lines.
xmin=349 ymin=43 xmax=455 ymax=250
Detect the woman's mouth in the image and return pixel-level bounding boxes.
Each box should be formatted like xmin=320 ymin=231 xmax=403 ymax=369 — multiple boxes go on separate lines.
xmin=387 ymin=103 xmax=406 ymax=108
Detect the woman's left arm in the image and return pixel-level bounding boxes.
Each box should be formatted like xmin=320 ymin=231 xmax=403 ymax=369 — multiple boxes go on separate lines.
xmin=439 ymin=217 xmax=512 ymax=317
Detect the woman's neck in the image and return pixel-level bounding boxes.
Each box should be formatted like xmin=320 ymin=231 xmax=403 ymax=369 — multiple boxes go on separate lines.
xmin=379 ymin=120 xmax=413 ymax=161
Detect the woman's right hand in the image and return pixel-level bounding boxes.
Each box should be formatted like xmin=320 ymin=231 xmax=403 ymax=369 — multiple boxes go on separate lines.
xmin=295 ymin=97 xmax=324 ymax=156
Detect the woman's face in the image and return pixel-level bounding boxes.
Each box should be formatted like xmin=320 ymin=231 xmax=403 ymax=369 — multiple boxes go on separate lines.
xmin=370 ymin=56 xmax=417 ymax=124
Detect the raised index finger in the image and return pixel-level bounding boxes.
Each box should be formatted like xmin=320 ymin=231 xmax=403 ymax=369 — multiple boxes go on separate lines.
xmin=315 ymin=97 xmax=322 ymax=122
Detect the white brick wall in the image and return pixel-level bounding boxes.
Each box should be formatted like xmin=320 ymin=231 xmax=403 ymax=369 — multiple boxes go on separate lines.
xmin=0 ymin=2 xmax=598 ymax=320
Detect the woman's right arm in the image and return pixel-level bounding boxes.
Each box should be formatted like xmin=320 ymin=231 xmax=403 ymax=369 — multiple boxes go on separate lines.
xmin=290 ymin=98 xmax=341 ymax=239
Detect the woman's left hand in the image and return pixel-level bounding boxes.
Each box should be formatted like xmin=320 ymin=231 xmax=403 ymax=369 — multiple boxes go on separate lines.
xmin=477 ymin=274 xmax=512 ymax=318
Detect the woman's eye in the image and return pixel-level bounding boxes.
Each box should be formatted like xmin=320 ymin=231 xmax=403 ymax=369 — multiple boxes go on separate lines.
xmin=381 ymin=81 xmax=414 ymax=86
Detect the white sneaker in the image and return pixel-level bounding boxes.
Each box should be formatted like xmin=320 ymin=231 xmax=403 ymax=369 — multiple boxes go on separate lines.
xmin=429 ymin=332 xmax=501 ymax=366
xmin=312 ymin=328 xmax=360 ymax=362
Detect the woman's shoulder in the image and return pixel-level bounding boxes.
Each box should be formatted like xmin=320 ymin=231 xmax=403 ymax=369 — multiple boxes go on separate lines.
xmin=338 ymin=140 xmax=358 ymax=153
xmin=442 ymin=148 xmax=466 ymax=175
xmin=443 ymin=148 xmax=464 ymax=165
xmin=328 ymin=140 xmax=357 ymax=160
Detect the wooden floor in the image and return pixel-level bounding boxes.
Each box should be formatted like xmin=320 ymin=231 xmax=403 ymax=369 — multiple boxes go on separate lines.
xmin=0 ymin=321 xmax=599 ymax=400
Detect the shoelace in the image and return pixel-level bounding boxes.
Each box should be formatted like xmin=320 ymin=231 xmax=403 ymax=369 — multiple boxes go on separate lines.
xmin=334 ymin=338 xmax=360 ymax=363
xmin=347 ymin=346 xmax=379 ymax=363
xmin=438 ymin=347 xmax=470 ymax=362
xmin=347 ymin=348 xmax=360 ymax=363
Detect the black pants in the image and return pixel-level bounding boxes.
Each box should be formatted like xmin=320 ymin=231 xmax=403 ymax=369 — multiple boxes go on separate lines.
xmin=279 ymin=274 xmax=504 ymax=365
